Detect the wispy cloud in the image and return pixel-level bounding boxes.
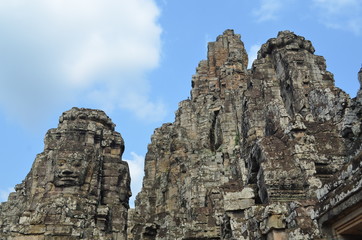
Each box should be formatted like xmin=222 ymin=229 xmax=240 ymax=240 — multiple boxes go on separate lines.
xmin=124 ymin=152 xmax=145 ymax=207
xmin=0 ymin=187 xmax=14 ymax=202
xmin=312 ymin=0 xmax=362 ymax=35
xmin=253 ymin=0 xmax=283 ymax=22
xmin=312 ymin=0 xmax=359 ymax=14
xmin=0 ymin=0 xmax=164 ymax=127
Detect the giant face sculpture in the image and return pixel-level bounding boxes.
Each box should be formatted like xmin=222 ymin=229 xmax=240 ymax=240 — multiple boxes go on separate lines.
xmin=53 ymin=151 xmax=89 ymax=187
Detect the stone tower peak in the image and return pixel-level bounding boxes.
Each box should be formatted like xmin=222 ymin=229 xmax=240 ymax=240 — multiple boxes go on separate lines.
xmin=1 ymin=30 xmax=361 ymax=240
xmin=59 ymin=107 xmax=116 ymax=130
xmin=258 ymin=30 xmax=315 ymax=59
xmin=191 ymin=29 xmax=248 ymax=99
xmin=0 ymin=108 xmax=131 ymax=239
xmin=130 ymin=30 xmax=362 ymax=240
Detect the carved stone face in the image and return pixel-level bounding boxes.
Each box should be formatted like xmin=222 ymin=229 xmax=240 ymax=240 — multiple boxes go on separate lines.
xmin=54 ymin=151 xmax=88 ymax=187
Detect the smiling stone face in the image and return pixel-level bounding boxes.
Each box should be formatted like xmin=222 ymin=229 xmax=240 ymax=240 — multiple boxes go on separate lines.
xmin=54 ymin=151 xmax=88 ymax=187
xmin=0 ymin=108 xmax=131 ymax=239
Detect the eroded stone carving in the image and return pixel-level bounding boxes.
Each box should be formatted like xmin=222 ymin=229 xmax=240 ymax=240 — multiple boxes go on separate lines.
xmin=129 ymin=30 xmax=362 ymax=239
xmin=0 ymin=107 xmax=131 ymax=240
xmin=53 ymin=151 xmax=89 ymax=187
xmin=1 ymin=30 xmax=361 ymax=240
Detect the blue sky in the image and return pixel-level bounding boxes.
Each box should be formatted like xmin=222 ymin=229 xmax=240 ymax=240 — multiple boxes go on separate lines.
xmin=0 ymin=0 xmax=361 ymax=206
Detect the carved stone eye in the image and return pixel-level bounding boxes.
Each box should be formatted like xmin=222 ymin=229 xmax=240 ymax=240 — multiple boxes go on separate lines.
xmin=74 ymin=163 xmax=81 ymax=167
xmin=57 ymin=159 xmax=66 ymax=167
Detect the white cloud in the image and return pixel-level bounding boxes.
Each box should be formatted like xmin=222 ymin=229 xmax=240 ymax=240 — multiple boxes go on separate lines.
xmin=124 ymin=152 xmax=145 ymax=207
xmin=253 ymin=0 xmax=283 ymax=22
xmin=248 ymin=44 xmax=261 ymax=69
xmin=312 ymin=0 xmax=362 ymax=35
xmin=0 ymin=0 xmax=164 ymax=127
xmin=313 ymin=0 xmax=359 ymax=14
xmin=0 ymin=187 xmax=14 ymax=202
xmin=119 ymin=92 xmax=166 ymax=121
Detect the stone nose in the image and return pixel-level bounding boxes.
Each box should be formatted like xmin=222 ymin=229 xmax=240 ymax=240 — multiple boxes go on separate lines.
xmin=61 ymin=169 xmax=74 ymax=175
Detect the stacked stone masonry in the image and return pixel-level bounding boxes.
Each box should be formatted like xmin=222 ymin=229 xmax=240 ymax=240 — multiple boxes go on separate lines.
xmin=1 ymin=30 xmax=361 ymax=240
xmin=0 ymin=108 xmax=131 ymax=240
xmin=130 ymin=30 xmax=362 ymax=240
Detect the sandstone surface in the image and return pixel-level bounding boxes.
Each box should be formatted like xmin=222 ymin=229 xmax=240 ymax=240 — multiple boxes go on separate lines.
xmin=0 ymin=108 xmax=131 ymax=240
xmin=129 ymin=30 xmax=362 ymax=239
xmin=1 ymin=30 xmax=361 ymax=240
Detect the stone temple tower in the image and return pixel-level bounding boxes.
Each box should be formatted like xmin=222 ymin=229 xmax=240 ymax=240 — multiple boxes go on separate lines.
xmin=0 ymin=107 xmax=131 ymax=240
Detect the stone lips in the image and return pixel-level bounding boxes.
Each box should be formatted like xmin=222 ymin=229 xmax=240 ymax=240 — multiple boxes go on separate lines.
xmin=0 ymin=107 xmax=131 ymax=240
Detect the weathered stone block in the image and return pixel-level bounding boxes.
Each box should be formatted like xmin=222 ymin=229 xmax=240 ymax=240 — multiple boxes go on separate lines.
xmin=12 ymin=236 xmax=45 ymax=240
xmin=267 ymin=229 xmax=288 ymax=240
xmin=240 ymin=187 xmax=255 ymax=199
xmin=267 ymin=215 xmax=286 ymax=229
xmin=26 ymin=225 xmax=46 ymax=234
xmin=224 ymin=192 xmax=255 ymax=211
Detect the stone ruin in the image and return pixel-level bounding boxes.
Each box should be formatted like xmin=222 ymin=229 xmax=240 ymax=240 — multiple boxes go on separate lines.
xmin=0 ymin=108 xmax=131 ymax=239
xmin=1 ymin=30 xmax=361 ymax=240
